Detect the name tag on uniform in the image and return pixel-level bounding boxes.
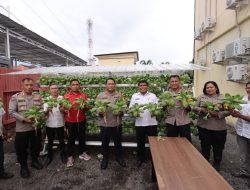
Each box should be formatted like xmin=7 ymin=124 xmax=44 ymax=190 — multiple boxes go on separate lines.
xmin=17 ymin=99 xmax=25 ymax=102
xmin=19 ymin=106 xmax=26 ymax=111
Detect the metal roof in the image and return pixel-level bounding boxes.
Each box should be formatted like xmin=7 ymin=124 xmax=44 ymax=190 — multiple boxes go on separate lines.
xmin=0 ymin=13 xmax=87 ymax=66
xmin=6 ymin=63 xmax=209 ymax=76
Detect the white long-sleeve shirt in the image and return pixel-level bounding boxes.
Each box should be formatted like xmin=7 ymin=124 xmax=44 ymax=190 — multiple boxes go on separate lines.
xmin=44 ymin=96 xmax=65 ymax=128
xmin=235 ymin=96 xmax=250 ymax=139
xmin=129 ymin=92 xmax=158 ymax=126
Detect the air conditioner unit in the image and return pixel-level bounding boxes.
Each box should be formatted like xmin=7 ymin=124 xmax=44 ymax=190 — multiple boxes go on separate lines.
xmin=195 ymin=59 xmax=206 ymax=66
xmin=225 ymin=37 xmax=250 ymax=59
xmin=226 ymin=64 xmax=247 ymax=81
xmin=200 ymin=17 xmax=215 ymax=33
xmin=194 ymin=29 xmax=201 ymax=40
xmin=226 ymin=0 xmax=248 ymax=9
xmin=234 ymin=38 xmax=250 ymax=56
xmin=212 ymin=50 xmax=225 ymax=63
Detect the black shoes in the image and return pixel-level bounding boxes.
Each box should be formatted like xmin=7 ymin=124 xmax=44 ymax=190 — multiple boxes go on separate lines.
xmin=213 ymin=163 xmax=220 ymax=172
xmin=0 ymin=172 xmax=14 ymax=179
xmin=116 ymin=158 xmax=126 ymax=167
xmin=101 ymin=159 xmax=108 ymax=170
xmin=31 ymin=160 xmax=43 ymax=170
xmin=44 ymin=154 xmax=67 ymax=166
xmin=20 ymin=167 xmax=30 ymax=178
xmin=44 ymin=157 xmax=53 ymax=167
xmin=20 ymin=160 xmax=43 ymax=178
xmin=151 ymin=171 xmax=157 ymax=182
xmin=232 ymin=171 xmax=250 ymax=178
xmin=101 ymin=158 xmax=126 ymax=169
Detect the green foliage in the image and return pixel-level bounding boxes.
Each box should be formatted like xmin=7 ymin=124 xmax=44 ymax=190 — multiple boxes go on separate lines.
xmin=23 ymin=106 xmax=45 ymax=129
xmin=143 ymin=103 xmax=163 ymax=117
xmin=176 ymin=91 xmax=196 ymax=107
xmin=123 ymin=126 xmax=135 ymax=135
xmin=190 ymin=123 xmax=198 ymax=136
xmin=38 ymin=74 xmax=192 ymax=87
xmin=86 ymin=122 xmax=100 ymax=135
xmin=202 ymin=101 xmax=220 ymax=120
xmin=43 ymin=97 xmax=58 ymax=108
xmin=203 ymin=101 xmax=219 ymax=112
xmin=157 ymin=124 xmax=166 ymax=137
xmin=222 ymin=93 xmax=246 ymax=110
xmin=90 ymin=100 xmax=111 ymax=114
xmin=39 ymin=91 xmax=50 ymax=98
xmin=188 ymin=111 xmax=199 ymax=120
xmin=74 ymin=97 xmax=86 ymax=109
xmin=58 ymin=98 xmax=72 ymax=109
xmin=110 ymin=99 xmax=127 ymax=115
xmin=158 ymin=92 xmax=175 ymax=108
xmin=37 ymin=74 xmax=194 ymax=135
xmin=180 ymin=74 xmax=191 ymax=84
xmin=128 ymin=103 xmax=144 ymax=117
xmin=83 ymin=88 xmax=102 ymax=99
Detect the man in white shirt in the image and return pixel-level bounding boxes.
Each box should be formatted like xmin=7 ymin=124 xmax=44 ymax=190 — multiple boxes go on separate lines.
xmin=129 ymin=80 xmax=158 ymax=168
xmin=231 ymin=82 xmax=250 ymax=178
xmin=44 ymin=84 xmax=66 ymax=166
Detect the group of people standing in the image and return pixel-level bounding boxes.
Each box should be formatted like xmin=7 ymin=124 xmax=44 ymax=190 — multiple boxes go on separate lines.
xmin=7 ymin=78 xmax=92 ymax=178
xmin=0 ymin=75 xmax=249 ymax=181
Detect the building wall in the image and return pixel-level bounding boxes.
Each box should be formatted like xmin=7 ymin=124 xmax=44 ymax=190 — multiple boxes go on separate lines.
xmin=194 ymin=0 xmax=250 ymax=97
xmin=98 ymin=57 xmax=136 ymax=66
xmin=95 ymin=52 xmax=138 ymax=66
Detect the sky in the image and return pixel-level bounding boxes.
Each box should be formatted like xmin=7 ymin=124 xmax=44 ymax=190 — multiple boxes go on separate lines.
xmin=0 ymin=0 xmax=194 ymax=65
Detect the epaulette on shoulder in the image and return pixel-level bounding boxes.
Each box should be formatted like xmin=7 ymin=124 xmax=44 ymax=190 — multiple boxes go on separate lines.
xmin=11 ymin=92 xmax=20 ymax=100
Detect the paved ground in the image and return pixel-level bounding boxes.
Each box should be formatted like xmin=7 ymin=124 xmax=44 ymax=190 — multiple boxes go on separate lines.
xmin=0 ymin=130 xmax=249 ymax=190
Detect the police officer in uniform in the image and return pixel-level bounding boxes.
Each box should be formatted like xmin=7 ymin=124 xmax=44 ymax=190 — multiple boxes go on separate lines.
xmin=9 ymin=78 xmax=43 ymax=178
xmin=96 ymin=78 xmax=126 ymax=169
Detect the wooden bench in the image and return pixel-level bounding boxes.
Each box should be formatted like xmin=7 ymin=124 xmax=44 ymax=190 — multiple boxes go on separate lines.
xmin=148 ymin=137 xmax=233 ymax=190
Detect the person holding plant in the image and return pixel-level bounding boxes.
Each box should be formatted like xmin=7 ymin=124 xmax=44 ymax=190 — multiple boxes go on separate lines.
xmin=96 ymin=78 xmax=126 ymax=169
xmin=9 ymin=78 xmax=43 ymax=178
xmin=230 ymin=82 xmax=250 ymax=178
xmin=63 ymin=79 xmax=91 ymax=168
xmin=43 ymin=84 xmax=66 ymax=166
xmin=129 ymin=80 xmax=158 ymax=168
xmin=0 ymin=98 xmax=14 ymax=179
xmin=164 ymin=75 xmax=192 ymax=142
xmin=192 ymin=81 xmax=230 ymax=171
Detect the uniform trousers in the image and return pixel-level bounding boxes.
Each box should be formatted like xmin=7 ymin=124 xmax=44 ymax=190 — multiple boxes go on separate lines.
xmin=100 ymin=125 xmax=123 ymax=160
xmin=198 ymin=126 xmax=227 ymax=165
xmin=166 ymin=122 xmax=192 ymax=142
xmin=136 ymin=125 xmax=157 ymax=162
xmin=15 ymin=129 xmax=42 ymax=167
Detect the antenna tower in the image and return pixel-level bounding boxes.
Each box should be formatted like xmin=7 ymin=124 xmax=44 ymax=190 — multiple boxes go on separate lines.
xmin=87 ymin=18 xmax=94 ymax=66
